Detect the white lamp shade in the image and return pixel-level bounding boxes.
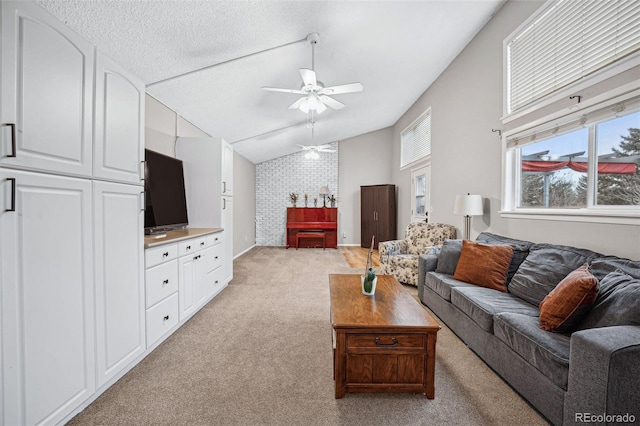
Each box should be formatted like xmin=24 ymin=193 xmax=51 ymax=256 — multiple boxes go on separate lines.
xmin=453 ymin=194 xmax=483 ymax=216
xmin=319 ymin=186 xmax=329 ymax=195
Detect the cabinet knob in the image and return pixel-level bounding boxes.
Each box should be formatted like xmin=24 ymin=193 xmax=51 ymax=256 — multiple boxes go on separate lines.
xmin=215 ymin=280 xmax=219 ymax=284
xmin=163 ymin=279 xmax=169 ymax=285
xmin=215 ymin=256 xmax=219 ymax=260
xmin=162 ymin=252 xmax=169 ymax=258
xmin=200 ymin=242 xmax=205 ymax=247
xmin=163 ymin=315 xmax=170 ymax=321
xmin=187 ymin=245 xmax=191 ymax=250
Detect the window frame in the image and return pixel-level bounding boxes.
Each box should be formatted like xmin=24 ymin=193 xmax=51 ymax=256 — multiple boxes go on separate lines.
xmin=400 ymin=107 xmax=432 ymax=170
xmin=502 ymin=0 xmax=640 ymax=123
xmin=501 ymin=89 xmax=640 ymax=226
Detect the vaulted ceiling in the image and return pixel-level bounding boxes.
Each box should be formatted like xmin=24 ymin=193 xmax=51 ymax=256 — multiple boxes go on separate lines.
xmin=37 ymin=0 xmax=504 ymax=164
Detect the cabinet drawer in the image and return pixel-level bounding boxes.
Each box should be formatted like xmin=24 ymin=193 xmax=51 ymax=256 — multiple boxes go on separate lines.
xmin=146 ymin=293 xmax=179 ymax=347
xmin=178 ymin=237 xmax=207 ymax=257
xmin=202 ymin=244 xmax=223 ymax=274
xmin=145 ymin=244 xmax=178 ymax=268
xmin=347 ymin=334 xmax=424 ymax=349
xmin=207 ymin=232 xmax=222 ymax=246
xmin=145 ymin=260 xmax=179 ymax=308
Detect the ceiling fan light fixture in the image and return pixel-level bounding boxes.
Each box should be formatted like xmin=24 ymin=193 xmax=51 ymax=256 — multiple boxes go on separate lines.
xmin=305 ymin=150 xmax=320 ymax=160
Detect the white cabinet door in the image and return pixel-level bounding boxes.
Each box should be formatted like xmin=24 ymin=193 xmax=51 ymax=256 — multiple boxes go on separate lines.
xmin=178 ymin=252 xmax=198 ymax=321
xmin=222 ymin=140 xmax=233 ymax=196
xmin=94 ymin=181 xmax=145 ymax=388
xmin=94 ymin=53 xmax=145 ymax=185
xmin=0 ymin=1 xmax=94 ymax=177
xmin=0 ymin=170 xmax=94 ymax=426
xmin=222 ymin=196 xmax=234 ymax=284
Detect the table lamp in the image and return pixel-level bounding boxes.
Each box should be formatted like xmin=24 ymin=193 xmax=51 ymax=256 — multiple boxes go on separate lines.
xmin=319 ymin=186 xmax=329 ymax=207
xmin=453 ymin=193 xmax=483 ymax=240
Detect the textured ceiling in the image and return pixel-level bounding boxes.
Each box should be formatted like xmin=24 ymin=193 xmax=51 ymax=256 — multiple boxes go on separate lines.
xmin=37 ymin=0 xmax=504 ymax=164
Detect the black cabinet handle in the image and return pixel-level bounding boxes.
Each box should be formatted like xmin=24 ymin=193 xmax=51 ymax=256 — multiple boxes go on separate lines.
xmin=186 ymin=245 xmax=191 ymax=250
xmin=374 ymin=337 xmax=398 ymax=347
xmin=200 ymin=242 xmax=205 ymax=246
xmin=5 ymin=178 xmax=15 ymax=212
xmin=162 ymin=279 xmax=169 ymax=285
xmin=3 ymin=123 xmax=16 ymax=157
xmin=215 ymin=256 xmax=219 ymax=260
xmin=162 ymin=252 xmax=169 ymax=258
xmin=163 ymin=315 xmax=169 ymax=321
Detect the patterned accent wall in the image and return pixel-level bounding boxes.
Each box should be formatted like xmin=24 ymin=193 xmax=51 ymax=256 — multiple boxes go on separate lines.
xmin=255 ymin=142 xmax=338 ymax=246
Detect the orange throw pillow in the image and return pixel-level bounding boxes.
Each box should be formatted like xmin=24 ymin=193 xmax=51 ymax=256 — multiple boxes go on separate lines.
xmin=539 ymin=264 xmax=599 ymax=333
xmin=453 ymin=240 xmax=513 ymax=292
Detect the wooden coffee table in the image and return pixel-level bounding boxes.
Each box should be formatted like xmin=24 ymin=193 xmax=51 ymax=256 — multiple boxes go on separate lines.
xmin=329 ymin=274 xmax=440 ymax=399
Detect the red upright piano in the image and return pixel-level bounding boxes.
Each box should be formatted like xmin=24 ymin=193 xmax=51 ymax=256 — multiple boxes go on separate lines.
xmin=286 ymin=207 xmax=338 ymax=249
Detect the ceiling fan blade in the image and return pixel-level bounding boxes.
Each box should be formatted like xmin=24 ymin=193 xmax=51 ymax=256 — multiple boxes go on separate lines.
xmin=317 ymin=149 xmax=336 ymax=153
xmin=288 ymin=97 xmax=306 ymax=110
xmin=296 ymin=144 xmax=312 ymax=150
xmin=319 ymin=95 xmax=345 ymax=110
xmin=321 ymin=82 xmax=364 ymax=95
xmin=315 ymin=101 xmax=327 ymax=114
xmin=262 ymin=86 xmax=305 ymax=94
xmin=299 ymin=68 xmax=317 ymax=87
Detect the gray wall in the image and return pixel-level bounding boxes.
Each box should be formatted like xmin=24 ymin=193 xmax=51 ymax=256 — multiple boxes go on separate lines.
xmin=391 ymin=0 xmax=640 ymax=260
xmin=145 ymin=94 xmax=257 ymax=257
xmin=338 ymin=127 xmax=394 ymax=246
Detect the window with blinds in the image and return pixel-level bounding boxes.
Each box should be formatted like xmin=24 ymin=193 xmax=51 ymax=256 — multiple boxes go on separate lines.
xmin=506 ymin=0 xmax=640 ymax=114
xmin=401 ymin=108 xmax=431 ymax=168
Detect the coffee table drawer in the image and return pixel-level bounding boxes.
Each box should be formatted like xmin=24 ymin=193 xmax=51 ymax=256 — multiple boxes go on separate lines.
xmin=347 ymin=334 xmax=424 ymax=349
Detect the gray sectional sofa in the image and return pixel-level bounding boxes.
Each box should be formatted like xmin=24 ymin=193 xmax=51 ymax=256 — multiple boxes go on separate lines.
xmin=418 ymin=232 xmax=640 ymax=426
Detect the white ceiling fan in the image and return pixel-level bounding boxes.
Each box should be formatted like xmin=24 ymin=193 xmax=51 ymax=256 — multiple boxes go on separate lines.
xmin=297 ymin=144 xmax=336 ymax=153
xmin=262 ymin=33 xmax=364 ymax=114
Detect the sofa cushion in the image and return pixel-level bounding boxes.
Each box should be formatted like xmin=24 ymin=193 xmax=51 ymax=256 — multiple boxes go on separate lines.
xmin=589 ymin=256 xmax=640 ymax=281
xmin=508 ymin=243 xmax=602 ymax=307
xmin=494 ymin=312 xmax=571 ymax=390
xmin=451 ymin=287 xmax=539 ymax=333
xmin=453 ymin=241 xmax=513 ymax=292
xmin=424 ymin=272 xmax=477 ymax=302
xmin=476 ymin=232 xmax=533 ymax=285
xmin=539 ymin=265 xmax=599 ymax=333
xmin=435 ymin=239 xmax=463 ymax=274
xmin=577 ymin=271 xmax=640 ymax=330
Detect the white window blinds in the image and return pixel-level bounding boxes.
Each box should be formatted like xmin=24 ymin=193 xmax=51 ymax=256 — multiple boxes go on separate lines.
xmin=507 ymin=0 xmax=640 ymax=114
xmin=401 ymin=108 xmax=431 ymax=167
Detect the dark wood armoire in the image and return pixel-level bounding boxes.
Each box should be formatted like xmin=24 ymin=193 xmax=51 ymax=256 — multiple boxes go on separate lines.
xmin=360 ymin=184 xmax=397 ymax=248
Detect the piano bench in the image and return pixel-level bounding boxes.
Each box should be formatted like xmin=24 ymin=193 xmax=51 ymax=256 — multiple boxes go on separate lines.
xmin=296 ymin=231 xmax=326 ymax=250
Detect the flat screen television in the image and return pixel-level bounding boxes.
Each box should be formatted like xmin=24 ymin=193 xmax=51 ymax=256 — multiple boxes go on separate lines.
xmin=144 ymin=149 xmax=189 ymax=236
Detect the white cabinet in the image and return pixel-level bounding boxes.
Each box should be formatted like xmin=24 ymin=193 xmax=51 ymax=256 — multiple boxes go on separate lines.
xmin=0 ymin=170 xmax=95 ymax=426
xmin=176 ymin=137 xmax=234 ymax=284
xmin=93 ymin=181 xmax=145 ymax=388
xmin=0 ymin=3 xmax=145 ymax=423
xmin=0 ymin=1 xmax=94 ymax=177
xmin=144 ymin=244 xmax=180 ymax=348
xmin=222 ymin=197 xmax=234 ymax=283
xmin=94 ymin=53 xmax=145 ymax=184
xmin=222 ymin=140 xmax=233 ymax=196
xmin=144 ymin=230 xmax=224 ymax=345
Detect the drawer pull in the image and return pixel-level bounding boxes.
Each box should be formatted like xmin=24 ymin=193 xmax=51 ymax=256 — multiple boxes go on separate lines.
xmin=163 ymin=315 xmax=170 ymax=321
xmin=162 ymin=279 xmax=169 ymax=285
xmin=162 ymin=252 xmax=169 ymax=258
xmin=215 ymin=256 xmax=219 ymax=260
xmin=200 ymin=242 xmax=205 ymax=246
xmin=186 ymin=245 xmax=191 ymax=250
xmin=374 ymin=337 xmax=398 ymax=347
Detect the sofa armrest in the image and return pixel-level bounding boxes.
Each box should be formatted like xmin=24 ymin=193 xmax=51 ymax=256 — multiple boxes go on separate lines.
xmin=564 ymin=325 xmax=640 ymax=424
xmin=378 ymin=240 xmax=406 ymax=263
xmin=418 ymin=254 xmax=438 ymax=301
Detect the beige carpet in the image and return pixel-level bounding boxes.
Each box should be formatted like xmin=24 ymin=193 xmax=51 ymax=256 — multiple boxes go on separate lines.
xmin=69 ymin=247 xmax=547 ymax=426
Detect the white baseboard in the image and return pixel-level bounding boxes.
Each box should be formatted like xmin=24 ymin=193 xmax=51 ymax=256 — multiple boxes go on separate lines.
xmin=234 ymin=244 xmax=256 ymax=259
xmin=338 ymin=243 xmax=362 ymax=247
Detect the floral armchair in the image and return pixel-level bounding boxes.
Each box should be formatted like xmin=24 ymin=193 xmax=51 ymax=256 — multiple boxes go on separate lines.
xmin=379 ymin=222 xmax=456 ymax=287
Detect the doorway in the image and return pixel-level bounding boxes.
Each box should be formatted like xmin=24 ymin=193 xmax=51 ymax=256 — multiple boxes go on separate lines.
xmin=411 ymin=165 xmax=430 ymax=223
